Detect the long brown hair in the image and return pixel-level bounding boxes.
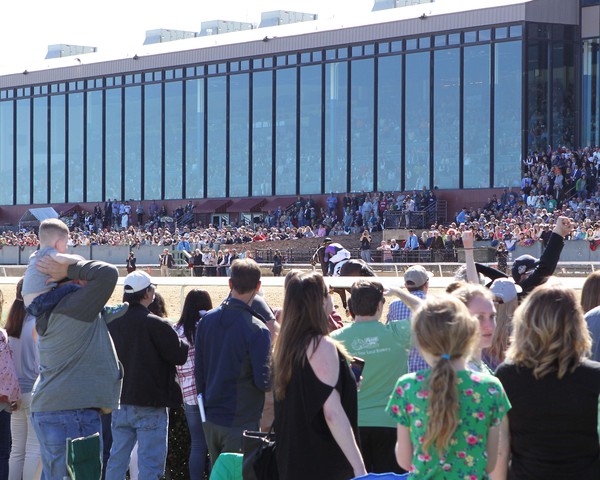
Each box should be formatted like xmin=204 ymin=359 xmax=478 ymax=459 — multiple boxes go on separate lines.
xmin=5 ymin=278 xmax=25 ymax=338
xmin=413 ymin=295 xmax=479 ymax=455
xmin=581 ymin=271 xmax=600 ymax=313
xmin=272 ymin=271 xmax=341 ymax=401
xmin=506 ymin=283 xmax=591 ymax=379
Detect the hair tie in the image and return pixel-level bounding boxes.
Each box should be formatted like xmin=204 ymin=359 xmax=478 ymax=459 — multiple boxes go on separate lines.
xmin=440 ymin=354 xmax=450 ymax=360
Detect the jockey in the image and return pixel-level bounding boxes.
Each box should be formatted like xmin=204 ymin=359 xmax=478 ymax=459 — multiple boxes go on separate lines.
xmin=323 ymin=237 xmax=351 ymax=276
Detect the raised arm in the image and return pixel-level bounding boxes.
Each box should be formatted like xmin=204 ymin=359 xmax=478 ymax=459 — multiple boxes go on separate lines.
xmin=462 ymin=230 xmax=479 ymax=284
xmin=385 ymin=286 xmax=423 ymax=315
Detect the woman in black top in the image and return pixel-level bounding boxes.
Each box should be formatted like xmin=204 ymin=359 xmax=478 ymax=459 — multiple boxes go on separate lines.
xmin=272 ymin=271 xmax=365 ymax=480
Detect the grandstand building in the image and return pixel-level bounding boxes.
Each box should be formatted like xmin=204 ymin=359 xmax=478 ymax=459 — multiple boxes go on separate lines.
xmin=0 ymin=0 xmax=599 ymax=224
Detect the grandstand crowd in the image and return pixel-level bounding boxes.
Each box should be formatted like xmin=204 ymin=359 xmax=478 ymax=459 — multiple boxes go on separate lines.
xmin=1 ymin=146 xmax=600 ymax=255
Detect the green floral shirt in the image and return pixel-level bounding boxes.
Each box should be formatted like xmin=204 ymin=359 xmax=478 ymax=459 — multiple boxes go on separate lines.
xmin=386 ymin=369 xmax=511 ymax=479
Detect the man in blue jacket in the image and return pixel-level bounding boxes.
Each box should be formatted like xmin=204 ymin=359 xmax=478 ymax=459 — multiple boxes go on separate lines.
xmin=194 ymin=258 xmax=272 ymax=463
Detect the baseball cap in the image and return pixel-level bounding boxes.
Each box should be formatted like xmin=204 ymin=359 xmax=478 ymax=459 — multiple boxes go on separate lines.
xmin=404 ymin=265 xmax=433 ymax=288
xmin=124 ymin=271 xmax=154 ymax=293
xmin=489 ymin=278 xmax=522 ymax=303
xmin=511 ymin=254 xmax=538 ymax=282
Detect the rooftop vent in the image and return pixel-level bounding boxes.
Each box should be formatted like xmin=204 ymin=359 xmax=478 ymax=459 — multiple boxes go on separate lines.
xmin=144 ymin=29 xmax=198 ymax=45
xmin=45 ymin=44 xmax=97 ymax=59
xmin=372 ymin=0 xmax=434 ymax=11
xmin=259 ymin=10 xmax=318 ymax=28
xmin=199 ymin=20 xmax=254 ymax=36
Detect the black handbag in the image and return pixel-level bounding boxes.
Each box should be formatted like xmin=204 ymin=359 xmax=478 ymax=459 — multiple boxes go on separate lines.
xmin=242 ymin=429 xmax=278 ymax=480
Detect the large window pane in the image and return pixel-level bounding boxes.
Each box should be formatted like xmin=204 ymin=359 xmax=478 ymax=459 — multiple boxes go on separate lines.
xmin=165 ymin=81 xmax=183 ymax=200
xmin=551 ymin=42 xmax=576 ymax=149
xmin=252 ymin=71 xmax=272 ymax=196
xmin=185 ymin=79 xmax=204 ymax=199
xmin=526 ymin=40 xmax=549 ymax=153
xmin=350 ymin=59 xmax=374 ymax=192
xmin=207 ymin=76 xmax=226 ymax=198
xmin=50 ymin=95 xmax=66 ymax=203
xmin=68 ymin=93 xmax=84 ymax=202
xmin=144 ymin=84 xmax=162 ymax=200
xmin=86 ymin=90 xmax=103 ymax=202
xmin=33 ymin=97 xmax=48 ymax=204
xmin=0 ymin=101 xmax=14 ymax=205
xmin=230 ymin=74 xmax=250 ymax=197
xmin=582 ymin=39 xmax=600 ymax=148
xmin=495 ymin=41 xmax=522 ymax=187
xmin=124 ymin=86 xmax=142 ymax=201
xmin=325 ymin=62 xmax=348 ymax=193
xmin=300 ymin=65 xmax=322 ymax=194
xmin=16 ymin=99 xmax=30 ymax=204
xmin=105 ymin=88 xmax=122 ymax=201
xmin=377 ymin=56 xmax=402 ymax=192
xmin=405 ymin=52 xmax=430 ymax=190
xmin=434 ymin=48 xmax=460 ymax=189
xmin=464 ymin=45 xmax=491 ymax=188
xmin=275 ymin=68 xmax=296 ymax=195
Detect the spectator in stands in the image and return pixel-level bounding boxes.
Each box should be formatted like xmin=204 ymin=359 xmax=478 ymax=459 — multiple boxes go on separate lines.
xmin=403 ymin=230 xmax=419 ymax=251
xmin=159 ymin=248 xmax=174 ymax=277
xmin=359 ymin=229 xmax=372 ymax=263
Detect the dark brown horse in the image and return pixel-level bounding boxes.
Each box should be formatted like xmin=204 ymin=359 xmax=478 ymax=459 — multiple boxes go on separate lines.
xmin=312 ymin=247 xmax=376 ymax=310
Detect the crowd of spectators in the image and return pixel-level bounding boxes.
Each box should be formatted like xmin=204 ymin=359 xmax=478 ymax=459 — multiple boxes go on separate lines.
xmin=2 ymin=145 xmax=600 ymax=256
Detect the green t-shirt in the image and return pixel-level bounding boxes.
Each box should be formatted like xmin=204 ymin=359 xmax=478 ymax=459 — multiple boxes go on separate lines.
xmin=386 ymin=370 xmax=511 ymax=479
xmin=331 ymin=319 xmax=411 ymax=427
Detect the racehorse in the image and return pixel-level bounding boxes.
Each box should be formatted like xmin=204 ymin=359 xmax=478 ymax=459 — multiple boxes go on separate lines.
xmin=312 ymin=246 xmax=376 ymax=311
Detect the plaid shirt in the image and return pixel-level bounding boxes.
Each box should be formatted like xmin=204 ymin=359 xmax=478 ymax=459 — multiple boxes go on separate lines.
xmin=174 ymin=325 xmax=197 ymax=405
xmin=386 ymin=290 xmax=429 ymax=372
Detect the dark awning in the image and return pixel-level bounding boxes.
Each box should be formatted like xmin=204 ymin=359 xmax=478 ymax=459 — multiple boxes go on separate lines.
xmin=228 ymin=197 xmax=266 ymax=212
xmin=260 ymin=196 xmax=296 ymax=213
xmin=196 ymin=198 xmax=232 ymax=213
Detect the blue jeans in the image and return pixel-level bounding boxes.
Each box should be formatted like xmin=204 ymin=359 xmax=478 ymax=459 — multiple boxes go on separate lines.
xmin=31 ymin=408 xmax=102 ymax=480
xmin=105 ymin=405 xmax=168 ymax=480
xmin=0 ymin=409 xmax=10 ymax=480
xmin=184 ymin=403 xmax=208 ymax=479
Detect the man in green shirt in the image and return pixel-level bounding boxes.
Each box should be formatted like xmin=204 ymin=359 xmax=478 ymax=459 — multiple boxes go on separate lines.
xmin=331 ymin=280 xmax=421 ymax=474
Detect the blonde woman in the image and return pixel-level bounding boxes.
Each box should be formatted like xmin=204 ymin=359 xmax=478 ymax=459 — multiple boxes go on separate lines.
xmin=272 ymin=271 xmax=366 ymax=479
xmin=495 ymin=283 xmax=600 ymax=479
xmin=387 ymin=295 xmax=510 ymax=478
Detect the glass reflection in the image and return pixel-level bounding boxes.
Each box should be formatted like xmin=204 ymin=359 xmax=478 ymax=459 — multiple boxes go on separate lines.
xmin=252 ymin=71 xmax=273 ymax=196
xmin=185 ymin=79 xmax=204 ymax=200
xmin=300 ymin=65 xmax=322 ymax=194
xmin=144 ymin=84 xmax=162 ymax=200
xmin=275 ymin=68 xmax=297 ymax=195
xmin=230 ymin=74 xmax=250 ymax=197
xmin=494 ymin=41 xmax=522 ymax=188
xmin=16 ymin=99 xmax=30 ymax=204
xmin=463 ymin=45 xmax=491 ymax=188
xmin=124 ymin=86 xmax=142 ymax=201
xmin=350 ymin=58 xmax=374 ymax=192
xmin=405 ymin=52 xmax=430 ymax=191
xmin=325 ymin=62 xmax=348 ymax=193
xmin=377 ymin=56 xmax=402 ymax=192
xmin=165 ymin=81 xmax=183 ymax=200
xmin=207 ymin=76 xmax=227 ymax=198
xmin=105 ymin=89 xmax=122 ymax=202
xmin=434 ymin=48 xmax=460 ymax=189
xmin=50 ymin=95 xmax=66 ymax=203
xmin=33 ymin=97 xmax=48 ymax=204
xmin=0 ymin=101 xmax=14 ymax=205
xmin=68 ymin=93 xmax=84 ymax=202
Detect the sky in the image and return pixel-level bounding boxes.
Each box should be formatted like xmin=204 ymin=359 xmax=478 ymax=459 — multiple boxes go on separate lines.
xmin=0 ymin=0 xmax=369 ymax=74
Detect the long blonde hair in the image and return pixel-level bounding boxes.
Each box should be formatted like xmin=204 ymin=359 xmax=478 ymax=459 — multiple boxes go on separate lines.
xmin=505 ymin=283 xmax=591 ymax=379
xmin=272 ymin=271 xmax=344 ymax=401
xmin=413 ymin=295 xmax=479 ymax=455
xmin=486 ymin=298 xmax=518 ymax=364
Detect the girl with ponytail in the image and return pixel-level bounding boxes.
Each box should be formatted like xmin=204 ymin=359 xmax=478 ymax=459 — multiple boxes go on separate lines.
xmin=386 ymin=295 xmax=511 ymax=478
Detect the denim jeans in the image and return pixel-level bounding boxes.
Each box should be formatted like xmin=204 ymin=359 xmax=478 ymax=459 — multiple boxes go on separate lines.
xmin=0 ymin=409 xmax=10 ymax=480
xmin=31 ymin=408 xmax=102 ymax=480
xmin=105 ymin=405 xmax=168 ymax=480
xmin=184 ymin=403 xmax=208 ymax=479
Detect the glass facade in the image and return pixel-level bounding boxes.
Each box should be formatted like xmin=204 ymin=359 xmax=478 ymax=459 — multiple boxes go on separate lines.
xmin=1 ymin=20 xmax=594 ymax=206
